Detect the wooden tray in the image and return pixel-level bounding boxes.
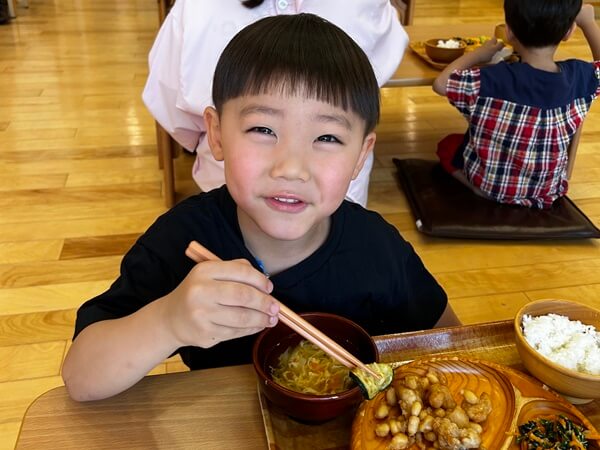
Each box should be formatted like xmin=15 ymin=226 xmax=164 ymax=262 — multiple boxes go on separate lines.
xmin=258 ymin=320 xmax=600 ymax=450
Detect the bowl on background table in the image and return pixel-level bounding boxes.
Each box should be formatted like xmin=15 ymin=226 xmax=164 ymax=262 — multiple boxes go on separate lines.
xmin=252 ymin=312 xmax=378 ymax=423
xmin=424 ymin=38 xmax=467 ymax=63
xmin=514 ymin=299 xmax=600 ymax=404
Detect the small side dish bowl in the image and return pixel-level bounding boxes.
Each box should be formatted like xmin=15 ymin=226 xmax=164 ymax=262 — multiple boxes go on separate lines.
xmin=424 ymin=38 xmax=467 ymax=63
xmin=514 ymin=299 xmax=600 ymax=403
xmin=252 ymin=312 xmax=378 ymax=423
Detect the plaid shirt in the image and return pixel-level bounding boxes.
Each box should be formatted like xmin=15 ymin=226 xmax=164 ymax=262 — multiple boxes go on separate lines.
xmin=447 ymin=60 xmax=600 ymax=208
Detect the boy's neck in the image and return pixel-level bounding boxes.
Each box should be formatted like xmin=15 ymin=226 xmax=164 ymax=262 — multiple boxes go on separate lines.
xmin=236 ymin=208 xmax=331 ymax=276
xmin=515 ymin=44 xmax=560 ymax=72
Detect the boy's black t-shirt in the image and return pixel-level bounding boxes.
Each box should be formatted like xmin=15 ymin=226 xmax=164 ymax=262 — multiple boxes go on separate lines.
xmin=74 ymin=186 xmax=447 ymax=370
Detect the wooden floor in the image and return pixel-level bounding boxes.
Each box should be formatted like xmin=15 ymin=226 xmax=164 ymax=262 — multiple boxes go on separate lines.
xmin=1 ymin=1 xmax=599 ymax=448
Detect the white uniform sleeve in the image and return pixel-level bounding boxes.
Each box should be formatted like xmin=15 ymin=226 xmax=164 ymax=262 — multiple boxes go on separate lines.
xmin=142 ymin=1 xmax=207 ymax=151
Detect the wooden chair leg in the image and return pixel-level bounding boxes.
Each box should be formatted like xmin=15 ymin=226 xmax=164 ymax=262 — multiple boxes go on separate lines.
xmin=156 ymin=122 xmax=165 ymax=169
xmin=155 ymin=122 xmax=176 ymax=208
xmin=161 ymin=139 xmax=176 ymax=208
xmin=154 ymin=0 xmax=179 ymax=208
xmin=390 ymin=0 xmax=415 ymax=25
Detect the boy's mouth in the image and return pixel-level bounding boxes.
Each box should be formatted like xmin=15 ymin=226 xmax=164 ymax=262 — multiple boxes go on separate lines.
xmin=265 ymin=195 xmax=308 ymax=213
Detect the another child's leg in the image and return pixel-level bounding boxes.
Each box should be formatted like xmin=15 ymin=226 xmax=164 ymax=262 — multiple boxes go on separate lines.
xmin=436 ymin=134 xmax=489 ymax=199
xmin=450 ymin=170 xmax=489 ymax=198
xmin=436 ymin=134 xmax=464 ymax=174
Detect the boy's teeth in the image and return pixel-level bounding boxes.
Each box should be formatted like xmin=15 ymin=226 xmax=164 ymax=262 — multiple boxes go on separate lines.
xmin=275 ymin=197 xmax=299 ymax=203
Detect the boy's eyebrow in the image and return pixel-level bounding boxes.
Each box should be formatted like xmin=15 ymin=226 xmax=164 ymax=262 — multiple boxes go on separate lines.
xmin=313 ymin=113 xmax=352 ymax=131
xmin=240 ymin=105 xmax=283 ymax=118
xmin=240 ymin=104 xmax=353 ymax=131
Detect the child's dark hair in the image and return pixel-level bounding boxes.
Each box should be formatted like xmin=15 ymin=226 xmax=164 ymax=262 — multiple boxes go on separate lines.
xmin=212 ymin=13 xmax=380 ymax=134
xmin=504 ymin=0 xmax=582 ymax=48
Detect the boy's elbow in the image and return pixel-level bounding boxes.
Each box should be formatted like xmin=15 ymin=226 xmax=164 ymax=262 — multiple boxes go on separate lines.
xmin=63 ymin=384 xmax=88 ymax=402
xmin=63 ymin=375 xmax=104 ymax=402
xmin=62 ymin=367 xmax=88 ymax=402
xmin=62 ymin=359 xmax=100 ymax=402
xmin=432 ymin=79 xmax=446 ymax=96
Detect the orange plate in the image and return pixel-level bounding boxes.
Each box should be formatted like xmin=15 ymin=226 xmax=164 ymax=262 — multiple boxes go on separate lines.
xmin=351 ymin=357 xmax=600 ymax=450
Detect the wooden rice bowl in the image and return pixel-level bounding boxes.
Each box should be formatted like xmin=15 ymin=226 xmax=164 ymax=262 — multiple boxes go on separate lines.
xmin=351 ymin=357 xmax=600 ymax=450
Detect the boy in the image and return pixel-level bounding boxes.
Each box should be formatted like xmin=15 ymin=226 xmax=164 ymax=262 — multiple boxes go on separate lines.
xmin=62 ymin=13 xmax=459 ymax=402
xmin=432 ymin=1 xmax=600 ymax=209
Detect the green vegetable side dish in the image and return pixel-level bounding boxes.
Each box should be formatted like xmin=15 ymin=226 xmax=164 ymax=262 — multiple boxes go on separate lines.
xmin=349 ymin=362 xmax=393 ymax=400
xmin=451 ymin=36 xmax=495 ymax=46
xmin=516 ymin=415 xmax=590 ymax=449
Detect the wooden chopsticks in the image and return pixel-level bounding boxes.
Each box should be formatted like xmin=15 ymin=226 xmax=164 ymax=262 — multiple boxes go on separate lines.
xmin=185 ymin=240 xmax=381 ymax=380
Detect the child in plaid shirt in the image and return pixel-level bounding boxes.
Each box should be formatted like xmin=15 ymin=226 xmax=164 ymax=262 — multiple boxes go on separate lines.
xmin=433 ymin=1 xmax=600 ymax=209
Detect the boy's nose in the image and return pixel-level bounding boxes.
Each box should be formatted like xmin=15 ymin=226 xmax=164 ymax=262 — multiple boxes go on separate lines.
xmin=269 ymin=144 xmax=310 ymax=182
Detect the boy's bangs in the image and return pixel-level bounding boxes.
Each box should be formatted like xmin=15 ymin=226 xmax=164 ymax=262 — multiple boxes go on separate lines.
xmin=240 ymin=71 xmax=352 ymax=112
xmin=213 ymin=14 xmax=379 ymax=133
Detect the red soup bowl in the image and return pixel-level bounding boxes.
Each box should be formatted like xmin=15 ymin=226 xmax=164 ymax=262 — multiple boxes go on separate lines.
xmin=252 ymin=312 xmax=378 ymax=423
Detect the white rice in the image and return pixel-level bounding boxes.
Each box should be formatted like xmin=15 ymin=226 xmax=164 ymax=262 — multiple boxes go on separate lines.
xmin=437 ymin=39 xmax=462 ymax=49
xmin=522 ymin=313 xmax=600 ymax=376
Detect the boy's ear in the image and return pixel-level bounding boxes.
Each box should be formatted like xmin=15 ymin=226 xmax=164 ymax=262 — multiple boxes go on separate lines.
xmin=204 ymin=106 xmax=224 ymax=161
xmin=505 ymin=24 xmax=515 ymax=44
xmin=351 ymin=132 xmax=376 ymax=180
xmin=563 ymin=22 xmax=577 ymax=41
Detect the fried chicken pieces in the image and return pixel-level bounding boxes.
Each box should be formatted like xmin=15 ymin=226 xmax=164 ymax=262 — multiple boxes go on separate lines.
xmin=370 ymin=370 xmax=492 ymax=450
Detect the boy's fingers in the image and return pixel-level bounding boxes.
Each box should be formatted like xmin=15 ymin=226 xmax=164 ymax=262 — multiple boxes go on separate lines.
xmin=193 ymin=259 xmax=273 ymax=293
xmin=212 ymin=281 xmax=279 ymax=315
xmin=210 ymin=306 xmax=277 ymax=330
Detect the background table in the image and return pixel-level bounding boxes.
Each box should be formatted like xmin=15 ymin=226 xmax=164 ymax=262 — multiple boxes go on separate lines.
xmin=386 ymin=24 xmax=591 ymax=87
xmin=15 ymin=321 xmax=600 ymax=449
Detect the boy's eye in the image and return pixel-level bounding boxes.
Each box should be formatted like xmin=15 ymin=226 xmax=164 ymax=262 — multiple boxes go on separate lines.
xmin=248 ymin=126 xmax=275 ymax=136
xmin=316 ymin=135 xmax=342 ymax=144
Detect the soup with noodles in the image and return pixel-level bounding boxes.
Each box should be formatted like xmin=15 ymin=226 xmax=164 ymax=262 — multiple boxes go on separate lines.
xmin=271 ymin=340 xmax=354 ymax=395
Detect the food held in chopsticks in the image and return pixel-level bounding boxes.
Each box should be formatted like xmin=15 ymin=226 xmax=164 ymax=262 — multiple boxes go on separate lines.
xmin=350 ymin=362 xmax=394 ymax=400
xmin=271 ymin=339 xmax=393 ymax=397
xmin=517 ymin=415 xmax=590 ymax=449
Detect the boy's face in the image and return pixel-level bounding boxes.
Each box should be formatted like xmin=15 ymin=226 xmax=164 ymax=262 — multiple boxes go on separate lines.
xmin=205 ymin=93 xmax=375 ymax=242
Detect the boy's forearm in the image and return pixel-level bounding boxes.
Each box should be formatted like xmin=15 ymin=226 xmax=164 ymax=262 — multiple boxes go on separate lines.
xmin=62 ymin=297 xmax=177 ymax=401
xmin=432 ymin=51 xmax=483 ymax=95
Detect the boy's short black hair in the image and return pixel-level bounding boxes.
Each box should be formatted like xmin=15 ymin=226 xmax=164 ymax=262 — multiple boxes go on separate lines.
xmin=504 ymin=0 xmax=582 ymax=48
xmin=212 ymin=13 xmax=380 ymax=134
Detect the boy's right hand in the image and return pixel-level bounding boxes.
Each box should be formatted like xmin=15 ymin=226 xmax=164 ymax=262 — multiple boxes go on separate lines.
xmin=162 ymin=259 xmax=279 ymax=349
xmin=472 ymin=38 xmax=505 ymax=64
xmin=576 ymin=4 xmax=596 ymax=29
